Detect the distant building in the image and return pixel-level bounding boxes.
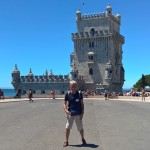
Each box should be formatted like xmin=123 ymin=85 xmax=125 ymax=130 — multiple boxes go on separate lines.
xmin=11 ymin=4 xmax=125 ymax=94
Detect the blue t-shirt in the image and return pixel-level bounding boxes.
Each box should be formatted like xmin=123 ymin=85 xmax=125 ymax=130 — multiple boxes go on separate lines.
xmin=65 ymin=91 xmax=83 ymax=116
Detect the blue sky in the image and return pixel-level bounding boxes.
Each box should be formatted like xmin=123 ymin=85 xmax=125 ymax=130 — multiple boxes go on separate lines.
xmin=0 ymin=0 xmax=150 ymax=89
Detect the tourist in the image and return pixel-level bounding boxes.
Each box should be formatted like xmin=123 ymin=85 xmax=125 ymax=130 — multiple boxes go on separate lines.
xmin=0 ymin=89 xmax=4 ymax=99
xmin=104 ymin=90 xmax=109 ymax=100
xmin=28 ymin=89 xmax=33 ymax=102
xmin=63 ymin=80 xmax=86 ymax=147
xmin=142 ymin=88 xmax=146 ymax=101
xmin=50 ymin=89 xmax=55 ymax=99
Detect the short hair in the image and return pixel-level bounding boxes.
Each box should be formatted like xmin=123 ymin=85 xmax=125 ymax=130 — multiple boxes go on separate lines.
xmin=70 ymin=80 xmax=77 ymax=85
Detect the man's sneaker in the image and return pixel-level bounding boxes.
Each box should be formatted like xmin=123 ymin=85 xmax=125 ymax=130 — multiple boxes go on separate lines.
xmin=82 ymin=138 xmax=87 ymax=145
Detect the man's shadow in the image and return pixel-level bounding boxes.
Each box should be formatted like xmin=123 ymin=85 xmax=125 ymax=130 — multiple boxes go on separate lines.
xmin=69 ymin=143 xmax=99 ymax=148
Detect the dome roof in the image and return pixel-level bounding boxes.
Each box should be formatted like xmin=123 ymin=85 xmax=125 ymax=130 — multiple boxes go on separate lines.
xmin=76 ymin=9 xmax=81 ymax=14
xmin=49 ymin=69 xmax=53 ymax=76
xmin=116 ymin=13 xmax=121 ymax=18
xmin=106 ymin=4 xmax=112 ymax=10
xmin=13 ymin=64 xmax=20 ymax=73
xmin=28 ymin=68 xmax=33 ymax=76
xmin=88 ymin=52 xmax=94 ymax=55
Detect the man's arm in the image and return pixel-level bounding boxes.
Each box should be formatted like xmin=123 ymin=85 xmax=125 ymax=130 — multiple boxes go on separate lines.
xmin=63 ymin=100 xmax=71 ymax=115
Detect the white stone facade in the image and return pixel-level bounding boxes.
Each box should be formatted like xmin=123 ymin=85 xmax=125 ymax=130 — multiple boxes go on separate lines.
xmin=70 ymin=4 xmax=125 ymax=92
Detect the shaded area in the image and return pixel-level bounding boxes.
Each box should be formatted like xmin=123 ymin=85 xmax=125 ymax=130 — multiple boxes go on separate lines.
xmin=69 ymin=143 xmax=99 ymax=148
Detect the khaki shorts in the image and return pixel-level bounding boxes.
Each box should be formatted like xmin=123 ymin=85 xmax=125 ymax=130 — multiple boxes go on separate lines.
xmin=66 ymin=115 xmax=83 ymax=131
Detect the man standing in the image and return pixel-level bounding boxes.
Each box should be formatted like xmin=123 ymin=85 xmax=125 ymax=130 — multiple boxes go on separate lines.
xmin=63 ymin=80 xmax=86 ymax=147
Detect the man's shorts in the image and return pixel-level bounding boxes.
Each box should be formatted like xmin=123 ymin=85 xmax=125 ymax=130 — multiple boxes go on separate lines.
xmin=66 ymin=115 xmax=83 ymax=131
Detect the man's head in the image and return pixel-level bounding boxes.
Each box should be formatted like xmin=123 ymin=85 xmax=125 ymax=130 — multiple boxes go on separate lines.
xmin=70 ymin=80 xmax=77 ymax=93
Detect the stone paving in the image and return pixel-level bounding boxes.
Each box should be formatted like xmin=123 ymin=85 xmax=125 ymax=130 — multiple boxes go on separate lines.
xmin=1 ymin=97 xmax=150 ymax=150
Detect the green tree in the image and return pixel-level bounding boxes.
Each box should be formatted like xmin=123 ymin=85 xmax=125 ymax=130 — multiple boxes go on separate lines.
xmin=141 ymin=74 xmax=146 ymax=88
xmin=133 ymin=74 xmax=150 ymax=90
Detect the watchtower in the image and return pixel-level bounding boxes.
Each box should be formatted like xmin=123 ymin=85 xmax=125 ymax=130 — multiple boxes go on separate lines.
xmin=71 ymin=4 xmax=125 ymax=92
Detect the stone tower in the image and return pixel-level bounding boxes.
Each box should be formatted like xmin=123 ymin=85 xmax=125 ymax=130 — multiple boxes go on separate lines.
xmin=71 ymin=4 xmax=125 ymax=92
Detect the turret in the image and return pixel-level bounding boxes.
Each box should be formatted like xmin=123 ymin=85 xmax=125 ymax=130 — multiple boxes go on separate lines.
xmin=11 ymin=64 xmax=21 ymax=90
xmin=70 ymin=61 xmax=78 ymax=81
xmin=45 ymin=69 xmax=48 ymax=78
xmin=116 ymin=12 xmax=121 ymax=23
xmin=106 ymin=4 xmax=112 ymax=16
xmin=76 ymin=9 xmax=82 ymax=21
xmin=49 ymin=69 xmax=53 ymax=77
xmin=28 ymin=68 xmax=34 ymax=77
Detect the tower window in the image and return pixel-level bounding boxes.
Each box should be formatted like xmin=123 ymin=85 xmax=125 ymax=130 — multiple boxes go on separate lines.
xmin=89 ymin=68 xmax=93 ymax=75
xmin=92 ymin=42 xmax=94 ymax=47
xmin=88 ymin=55 xmax=94 ymax=61
xmin=89 ymin=42 xmax=94 ymax=48
xmin=90 ymin=28 xmax=95 ymax=36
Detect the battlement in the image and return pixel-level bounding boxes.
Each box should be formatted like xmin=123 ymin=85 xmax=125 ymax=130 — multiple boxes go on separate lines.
xmin=20 ymin=75 xmax=70 ymax=83
xmin=72 ymin=30 xmax=110 ymax=39
xmin=72 ymin=30 xmax=124 ymax=42
xmin=81 ymin=12 xmax=106 ymax=19
xmin=80 ymin=12 xmax=120 ymax=23
xmin=76 ymin=4 xmax=121 ymax=25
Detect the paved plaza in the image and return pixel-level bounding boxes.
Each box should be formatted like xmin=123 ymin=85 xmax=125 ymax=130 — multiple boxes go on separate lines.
xmin=1 ymin=98 xmax=150 ymax=150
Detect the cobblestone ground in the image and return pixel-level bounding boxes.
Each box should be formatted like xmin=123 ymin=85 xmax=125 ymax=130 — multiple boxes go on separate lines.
xmin=1 ymin=99 xmax=150 ymax=150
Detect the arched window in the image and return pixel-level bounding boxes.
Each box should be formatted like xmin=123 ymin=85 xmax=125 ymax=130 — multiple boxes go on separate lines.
xmin=89 ymin=42 xmax=94 ymax=48
xmin=90 ymin=28 xmax=95 ymax=36
xmin=92 ymin=42 xmax=94 ymax=47
xmin=88 ymin=55 xmax=94 ymax=60
xmin=89 ymin=68 xmax=93 ymax=75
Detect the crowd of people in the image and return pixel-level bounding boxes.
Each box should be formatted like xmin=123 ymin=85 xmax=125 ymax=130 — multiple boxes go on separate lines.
xmin=1 ymin=87 xmax=149 ymax=103
xmin=80 ymin=88 xmax=150 ymax=102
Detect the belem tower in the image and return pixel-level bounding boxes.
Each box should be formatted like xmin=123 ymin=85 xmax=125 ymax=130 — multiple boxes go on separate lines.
xmin=11 ymin=4 xmax=125 ymax=95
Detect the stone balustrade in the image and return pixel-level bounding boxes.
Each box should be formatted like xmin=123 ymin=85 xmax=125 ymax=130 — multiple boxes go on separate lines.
xmin=72 ymin=30 xmax=124 ymax=41
xmin=19 ymin=75 xmax=70 ymax=83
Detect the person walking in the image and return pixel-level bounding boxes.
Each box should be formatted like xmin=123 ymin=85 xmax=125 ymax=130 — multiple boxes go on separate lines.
xmin=104 ymin=90 xmax=109 ymax=100
xmin=50 ymin=89 xmax=55 ymax=99
xmin=63 ymin=80 xmax=86 ymax=147
xmin=0 ymin=89 xmax=4 ymax=99
xmin=28 ymin=89 xmax=33 ymax=102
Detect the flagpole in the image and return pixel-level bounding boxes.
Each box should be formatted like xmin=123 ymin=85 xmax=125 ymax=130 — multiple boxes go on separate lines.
xmin=82 ymin=0 xmax=85 ymax=14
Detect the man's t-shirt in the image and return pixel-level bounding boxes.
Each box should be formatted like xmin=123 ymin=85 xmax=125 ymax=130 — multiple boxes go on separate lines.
xmin=65 ymin=91 xmax=83 ymax=116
